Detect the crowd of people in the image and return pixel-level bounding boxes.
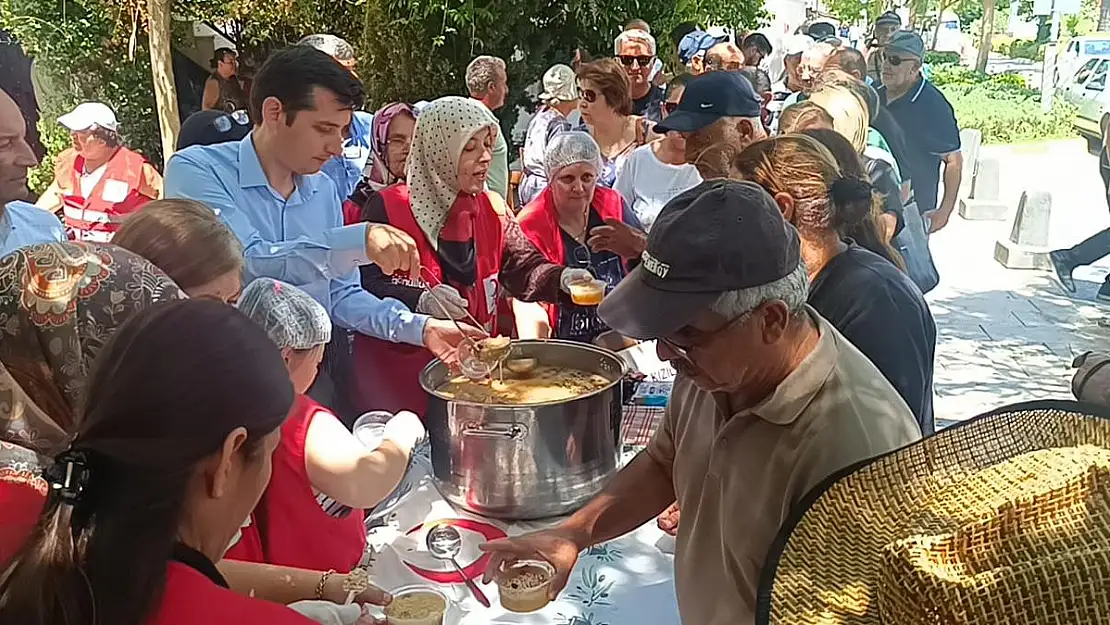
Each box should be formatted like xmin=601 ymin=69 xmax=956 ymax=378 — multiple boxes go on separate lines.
xmin=1 ymin=10 xmax=1105 ymax=625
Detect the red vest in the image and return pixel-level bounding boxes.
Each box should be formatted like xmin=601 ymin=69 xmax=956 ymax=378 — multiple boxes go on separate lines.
xmin=57 ymin=147 xmax=153 ymax=242
xmin=349 ymin=184 xmax=504 ymax=417
xmin=0 ymin=467 xmax=47 ymax=566
xmin=226 ymin=395 xmax=366 ymax=572
xmin=516 ymin=186 xmax=625 ymax=328
xmin=146 ymin=562 xmax=313 ymax=625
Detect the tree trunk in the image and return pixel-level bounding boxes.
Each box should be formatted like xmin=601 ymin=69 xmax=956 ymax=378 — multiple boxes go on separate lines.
xmin=931 ymin=2 xmax=950 ymax=51
xmin=1100 ymin=0 xmax=1110 ymax=32
xmin=976 ymin=0 xmax=996 ymax=72
xmin=146 ymin=0 xmax=180 ymax=165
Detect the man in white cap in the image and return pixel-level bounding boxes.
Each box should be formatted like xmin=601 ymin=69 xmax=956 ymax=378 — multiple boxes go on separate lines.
xmin=767 ymin=34 xmax=814 ymax=130
xmin=518 ymin=64 xmax=578 ymax=205
xmin=35 ymin=101 xmax=161 ymax=242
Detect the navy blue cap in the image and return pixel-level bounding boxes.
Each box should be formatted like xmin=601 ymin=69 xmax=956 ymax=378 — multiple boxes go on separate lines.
xmin=679 ymin=30 xmax=728 ymax=64
xmin=655 ymin=70 xmax=763 ymax=133
xmin=177 ymin=110 xmax=251 ymax=150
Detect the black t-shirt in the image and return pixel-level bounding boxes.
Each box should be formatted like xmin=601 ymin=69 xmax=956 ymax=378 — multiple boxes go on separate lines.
xmin=880 ymin=77 xmax=961 ymax=216
xmin=808 ymin=243 xmax=937 ymax=434
xmin=633 ymin=84 xmax=665 ymax=124
xmin=870 ymin=106 xmax=912 ymax=186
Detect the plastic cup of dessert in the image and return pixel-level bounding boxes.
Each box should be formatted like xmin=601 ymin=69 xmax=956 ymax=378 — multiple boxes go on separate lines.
xmin=384 ymin=585 xmax=449 ymax=625
xmin=568 ymin=279 xmax=606 ymax=306
xmin=497 ymin=559 xmax=556 ymax=613
xmin=353 ymin=411 xmax=393 ymax=451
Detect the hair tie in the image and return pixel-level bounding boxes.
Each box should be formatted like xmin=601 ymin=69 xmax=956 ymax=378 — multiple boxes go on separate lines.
xmin=44 ymin=449 xmax=92 ymax=506
xmin=829 ymin=176 xmax=873 ymax=204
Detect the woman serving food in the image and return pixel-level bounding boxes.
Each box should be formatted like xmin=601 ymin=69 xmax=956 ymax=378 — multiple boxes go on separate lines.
xmin=350 ymin=96 xmax=592 ymax=416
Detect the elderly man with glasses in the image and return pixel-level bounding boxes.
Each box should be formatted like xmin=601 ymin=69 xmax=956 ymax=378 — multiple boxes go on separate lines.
xmin=479 ymin=180 xmax=919 ymax=625
xmin=878 ymin=30 xmax=962 ymax=234
xmin=614 ymin=28 xmax=665 ymax=122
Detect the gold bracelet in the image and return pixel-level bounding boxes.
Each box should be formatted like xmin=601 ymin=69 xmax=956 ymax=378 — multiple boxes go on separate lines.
xmin=315 ymin=569 xmax=337 ymax=600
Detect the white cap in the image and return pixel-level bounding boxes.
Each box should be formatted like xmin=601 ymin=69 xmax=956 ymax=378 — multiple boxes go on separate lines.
xmin=58 ymin=102 xmax=119 ymax=133
xmin=539 ymin=64 xmax=578 ymax=103
xmin=783 ymin=34 xmax=815 ymax=57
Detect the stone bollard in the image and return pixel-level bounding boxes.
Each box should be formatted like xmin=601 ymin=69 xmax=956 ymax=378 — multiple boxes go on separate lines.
xmin=958 ymin=156 xmax=1008 ymax=220
xmin=994 ymin=189 xmax=1053 ymax=270
xmin=958 ymin=129 xmax=983 ymax=199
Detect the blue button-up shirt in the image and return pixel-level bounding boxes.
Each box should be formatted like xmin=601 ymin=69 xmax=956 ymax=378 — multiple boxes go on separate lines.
xmin=0 ymin=200 xmax=65 ymax=257
xmin=164 ymin=133 xmax=427 ymax=346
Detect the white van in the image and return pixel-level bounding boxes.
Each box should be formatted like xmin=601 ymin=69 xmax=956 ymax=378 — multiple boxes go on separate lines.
xmin=1057 ymin=35 xmax=1110 ymax=85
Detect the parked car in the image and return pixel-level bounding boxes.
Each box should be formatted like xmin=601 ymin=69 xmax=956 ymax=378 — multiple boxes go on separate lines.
xmin=1055 ymin=35 xmax=1110 ymax=86
xmin=1057 ymin=55 xmax=1110 ymax=153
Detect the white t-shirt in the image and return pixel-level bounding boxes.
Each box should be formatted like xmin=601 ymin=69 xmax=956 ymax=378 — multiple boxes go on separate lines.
xmin=613 ymin=143 xmax=702 ymax=231
xmin=78 ymin=163 xmax=107 ymax=199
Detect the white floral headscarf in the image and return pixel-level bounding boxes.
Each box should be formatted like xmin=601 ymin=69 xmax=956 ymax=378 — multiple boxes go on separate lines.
xmin=404 ymin=96 xmax=498 ymax=249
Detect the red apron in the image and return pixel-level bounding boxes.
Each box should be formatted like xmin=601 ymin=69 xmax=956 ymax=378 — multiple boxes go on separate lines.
xmin=350 ymin=184 xmax=504 ymax=417
xmin=225 ymin=395 xmax=366 ymax=572
xmin=56 ymin=147 xmax=153 ymax=242
xmin=516 ymin=186 xmax=625 ymax=329
xmin=146 ymin=562 xmax=313 ymax=625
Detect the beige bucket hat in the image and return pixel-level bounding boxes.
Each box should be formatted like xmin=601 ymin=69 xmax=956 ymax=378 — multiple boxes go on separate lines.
xmin=757 ymin=400 xmax=1110 ymax=625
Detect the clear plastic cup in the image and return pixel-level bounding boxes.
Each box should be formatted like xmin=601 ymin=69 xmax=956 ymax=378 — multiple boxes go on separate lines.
xmin=568 ymin=279 xmax=606 ymax=306
xmin=497 ymin=559 xmax=555 ymax=613
xmin=353 ymin=411 xmax=393 ymax=450
xmin=384 ymin=585 xmax=449 ymax=625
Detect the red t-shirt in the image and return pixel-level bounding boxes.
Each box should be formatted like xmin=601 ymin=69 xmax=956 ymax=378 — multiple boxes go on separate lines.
xmin=226 ymin=395 xmax=366 ymax=571
xmin=147 ymin=561 xmax=312 ymax=625
xmin=0 ymin=467 xmax=47 ymax=566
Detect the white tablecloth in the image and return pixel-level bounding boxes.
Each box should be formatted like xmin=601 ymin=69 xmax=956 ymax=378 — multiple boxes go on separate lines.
xmin=364 ymin=452 xmax=679 ymax=625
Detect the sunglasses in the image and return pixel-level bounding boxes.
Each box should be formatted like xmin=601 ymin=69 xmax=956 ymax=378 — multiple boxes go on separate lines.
xmin=214 ymin=110 xmax=250 ymax=133
xmin=580 ymin=88 xmax=599 ymax=103
xmin=618 ymin=55 xmax=654 ymax=69
xmin=662 ymin=101 xmax=680 ymax=115
xmin=885 ymin=55 xmax=914 ymax=67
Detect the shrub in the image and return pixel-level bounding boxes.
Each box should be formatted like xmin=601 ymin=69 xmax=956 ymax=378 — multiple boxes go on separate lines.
xmin=1008 ymin=38 xmax=1044 ymax=61
xmin=941 ymin=82 xmax=1076 ymax=144
xmin=925 ymin=51 xmax=961 ymax=65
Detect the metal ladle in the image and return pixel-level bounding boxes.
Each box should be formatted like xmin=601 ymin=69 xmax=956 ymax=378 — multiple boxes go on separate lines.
xmin=426 ymin=524 xmax=491 ymax=607
xmin=419 ymin=267 xmax=513 ymax=379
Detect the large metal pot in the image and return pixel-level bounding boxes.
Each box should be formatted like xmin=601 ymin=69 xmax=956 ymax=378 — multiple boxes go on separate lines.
xmin=420 ymin=340 xmax=627 ymax=520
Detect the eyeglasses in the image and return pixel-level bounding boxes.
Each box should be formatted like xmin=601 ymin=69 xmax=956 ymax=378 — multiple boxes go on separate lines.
xmin=618 ymin=55 xmax=654 ymax=69
xmin=659 ymin=312 xmax=751 ymax=367
xmin=580 ymin=88 xmax=599 ymax=103
xmin=213 ymin=110 xmax=250 ymax=133
xmin=662 ymin=101 xmax=680 ymax=116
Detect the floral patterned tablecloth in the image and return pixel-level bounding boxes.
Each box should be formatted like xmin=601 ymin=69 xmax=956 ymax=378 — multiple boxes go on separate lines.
xmin=365 ymin=446 xmax=678 ymax=625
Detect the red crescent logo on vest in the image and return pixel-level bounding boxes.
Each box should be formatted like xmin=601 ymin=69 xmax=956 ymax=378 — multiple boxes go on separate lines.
xmin=401 ymin=518 xmax=507 ymax=584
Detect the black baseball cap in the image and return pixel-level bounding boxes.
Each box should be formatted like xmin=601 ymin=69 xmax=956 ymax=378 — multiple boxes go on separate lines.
xmin=177 ymin=110 xmax=252 ymax=150
xmin=806 ymin=21 xmax=838 ymax=43
xmin=654 ymin=71 xmax=763 ymax=134
xmin=598 ymin=180 xmax=801 ymax=339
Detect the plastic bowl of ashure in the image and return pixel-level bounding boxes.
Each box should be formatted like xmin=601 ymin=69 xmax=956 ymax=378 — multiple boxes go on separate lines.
xmin=353 ymin=411 xmax=432 ymax=525
xmin=383 ymin=585 xmax=452 ymax=625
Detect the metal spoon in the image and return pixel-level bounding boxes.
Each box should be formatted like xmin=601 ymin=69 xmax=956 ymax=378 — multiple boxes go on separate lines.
xmin=426 ymin=524 xmax=491 ymax=607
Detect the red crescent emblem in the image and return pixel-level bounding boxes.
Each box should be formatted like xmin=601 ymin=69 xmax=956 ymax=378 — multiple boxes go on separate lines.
xmin=402 ymin=518 xmax=507 ymax=584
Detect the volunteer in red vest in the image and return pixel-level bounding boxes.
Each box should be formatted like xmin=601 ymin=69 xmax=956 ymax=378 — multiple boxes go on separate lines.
xmin=35 ymin=102 xmax=162 ymax=242
xmin=517 ymin=131 xmax=646 ymax=343
xmin=351 ymin=96 xmax=591 ymax=416
xmin=229 ymin=277 xmax=424 ymax=572
xmin=0 ymin=286 xmax=377 ymax=623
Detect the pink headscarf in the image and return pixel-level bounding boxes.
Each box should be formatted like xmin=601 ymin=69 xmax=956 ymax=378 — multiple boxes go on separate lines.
xmin=367 ymin=102 xmax=416 ymax=190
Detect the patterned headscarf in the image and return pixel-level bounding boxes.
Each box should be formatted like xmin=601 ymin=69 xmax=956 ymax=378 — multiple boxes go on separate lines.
xmin=0 ymin=242 xmax=183 ymax=473
xmin=367 ymin=102 xmax=417 ymax=190
xmin=404 ymin=96 xmax=497 ymax=250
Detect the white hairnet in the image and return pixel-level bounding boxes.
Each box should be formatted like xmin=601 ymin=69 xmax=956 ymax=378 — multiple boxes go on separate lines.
xmin=543 ymin=131 xmax=603 ymax=179
xmin=237 ymin=278 xmax=331 ymax=350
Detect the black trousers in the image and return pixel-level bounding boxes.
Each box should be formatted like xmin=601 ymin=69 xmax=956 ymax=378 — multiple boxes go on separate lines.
xmin=1061 ymin=152 xmax=1110 ymax=280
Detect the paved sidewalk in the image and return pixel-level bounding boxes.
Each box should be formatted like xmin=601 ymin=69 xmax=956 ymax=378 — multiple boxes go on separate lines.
xmin=928 ymin=139 xmax=1110 ymax=424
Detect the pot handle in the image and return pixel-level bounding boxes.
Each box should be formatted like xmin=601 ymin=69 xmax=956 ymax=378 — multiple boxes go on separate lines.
xmin=462 ymin=422 xmax=528 ymax=440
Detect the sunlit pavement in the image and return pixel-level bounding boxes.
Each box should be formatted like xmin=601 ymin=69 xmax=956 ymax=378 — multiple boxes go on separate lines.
xmin=928 ymin=138 xmax=1110 ymax=426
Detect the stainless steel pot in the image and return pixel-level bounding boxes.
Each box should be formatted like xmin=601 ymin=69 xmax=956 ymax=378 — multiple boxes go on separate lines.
xmin=420 ymin=340 xmax=627 ymax=520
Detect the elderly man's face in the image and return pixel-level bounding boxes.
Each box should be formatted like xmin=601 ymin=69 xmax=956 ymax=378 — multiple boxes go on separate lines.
xmin=875 ymin=23 xmax=899 ymax=45
xmin=487 ymin=69 xmax=509 ymax=111
xmin=71 ymin=129 xmax=113 ymax=162
xmin=882 ymin=53 xmax=920 ymax=92
xmin=683 ymin=116 xmax=766 ymax=179
xmin=0 ymin=90 xmax=36 ymax=204
xmin=618 ymin=39 xmax=655 ymax=89
xmin=657 ymin=301 xmax=791 ymax=394
xmin=706 ymin=43 xmax=744 ymax=71
xmin=785 ymin=54 xmax=804 ymax=90
xmin=742 ymin=44 xmax=764 ymax=67
xmin=800 ymin=48 xmax=833 ymax=92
